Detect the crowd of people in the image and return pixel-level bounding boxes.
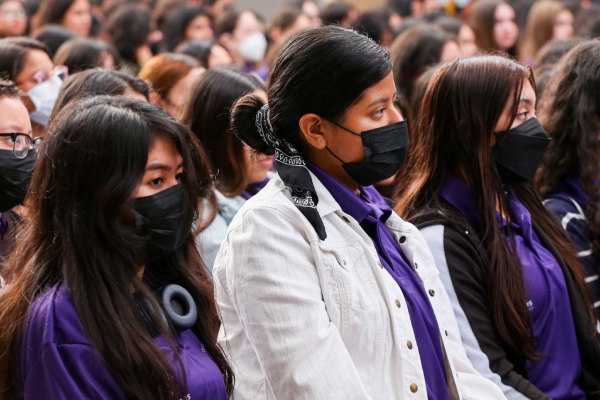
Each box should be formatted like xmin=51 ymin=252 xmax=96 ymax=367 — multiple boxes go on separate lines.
xmin=0 ymin=0 xmax=599 ymax=398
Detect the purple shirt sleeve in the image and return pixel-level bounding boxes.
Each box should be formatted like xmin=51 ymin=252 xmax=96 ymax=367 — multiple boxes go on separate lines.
xmin=23 ymin=343 xmax=124 ymax=400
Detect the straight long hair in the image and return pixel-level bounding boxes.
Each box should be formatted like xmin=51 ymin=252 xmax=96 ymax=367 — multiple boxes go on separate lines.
xmin=180 ymin=67 xmax=264 ymax=198
xmin=537 ymin=40 xmax=600 ymax=277
xmin=0 ymin=96 xmax=233 ymax=399
xmin=396 ymin=55 xmax=595 ymax=359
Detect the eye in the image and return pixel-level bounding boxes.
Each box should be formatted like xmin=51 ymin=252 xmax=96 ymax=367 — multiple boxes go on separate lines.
xmin=176 ymin=171 xmax=186 ymax=182
xmin=149 ymin=177 xmax=163 ymax=186
xmin=516 ymin=112 xmax=528 ymax=120
xmin=374 ymin=108 xmax=385 ymax=117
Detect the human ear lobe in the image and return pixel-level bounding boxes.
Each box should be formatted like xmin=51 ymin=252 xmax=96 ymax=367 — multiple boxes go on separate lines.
xmin=299 ymin=113 xmax=327 ymax=150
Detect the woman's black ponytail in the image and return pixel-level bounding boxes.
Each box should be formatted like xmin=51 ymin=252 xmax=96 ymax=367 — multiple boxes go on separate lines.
xmin=230 ymin=94 xmax=274 ymax=155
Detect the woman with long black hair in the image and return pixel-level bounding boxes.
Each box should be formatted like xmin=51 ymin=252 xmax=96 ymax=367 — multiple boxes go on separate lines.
xmin=214 ymin=25 xmax=505 ymax=400
xmin=537 ymin=40 xmax=600 ymax=316
xmin=0 ymin=96 xmax=233 ymax=399
xmin=396 ymin=55 xmax=600 ymax=399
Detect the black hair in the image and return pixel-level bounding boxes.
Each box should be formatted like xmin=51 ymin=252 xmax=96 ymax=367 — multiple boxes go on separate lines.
xmin=52 ymin=68 xmax=150 ymax=117
xmin=388 ymin=0 xmax=412 ymax=18
xmin=351 ymin=12 xmax=389 ymax=44
xmin=320 ymin=3 xmax=352 ymax=26
xmin=390 ymin=25 xmax=453 ymax=123
xmin=53 ymin=38 xmax=120 ymax=73
xmin=174 ymin=39 xmax=213 ymax=68
xmin=0 ymin=95 xmax=234 ymax=398
xmin=0 ymin=37 xmax=51 ymax=81
xmin=433 ymin=15 xmax=463 ymax=36
xmin=180 ymin=67 xmax=264 ymax=197
xmin=30 ymin=25 xmax=77 ymax=58
xmin=231 ymin=25 xmax=392 ymax=154
xmin=162 ymin=6 xmax=212 ymax=52
xmin=393 ymin=17 xmax=426 ymax=38
xmin=103 ymin=5 xmax=151 ymax=63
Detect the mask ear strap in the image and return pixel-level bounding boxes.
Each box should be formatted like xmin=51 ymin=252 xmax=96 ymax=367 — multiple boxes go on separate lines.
xmin=328 ymin=119 xmax=361 ymax=136
xmin=325 ymin=146 xmax=346 ymax=164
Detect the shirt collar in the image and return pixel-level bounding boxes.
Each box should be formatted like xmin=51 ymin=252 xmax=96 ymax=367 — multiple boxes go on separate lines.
xmin=549 ymin=171 xmax=589 ymax=209
xmin=306 ymin=161 xmax=371 ymax=223
xmin=439 ymin=175 xmax=480 ymax=226
xmin=439 ymin=175 xmax=530 ymax=231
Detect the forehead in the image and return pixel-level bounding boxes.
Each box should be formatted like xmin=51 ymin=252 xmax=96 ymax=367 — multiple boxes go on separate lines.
xmin=0 ymin=97 xmax=32 ymax=134
xmin=0 ymin=1 xmax=23 ymax=9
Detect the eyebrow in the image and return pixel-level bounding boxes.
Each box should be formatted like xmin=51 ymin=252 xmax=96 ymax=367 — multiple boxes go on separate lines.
xmin=367 ymin=97 xmax=390 ymax=108
xmin=145 ymin=162 xmax=184 ymax=172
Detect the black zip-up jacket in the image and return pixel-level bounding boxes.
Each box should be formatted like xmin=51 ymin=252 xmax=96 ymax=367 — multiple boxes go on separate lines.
xmin=412 ymin=204 xmax=600 ymax=400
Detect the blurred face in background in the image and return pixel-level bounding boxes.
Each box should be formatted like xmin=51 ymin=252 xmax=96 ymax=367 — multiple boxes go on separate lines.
xmin=62 ymin=0 xmax=92 ymax=37
xmin=553 ymin=9 xmax=574 ymax=40
xmin=493 ymin=3 xmax=518 ymax=51
xmin=0 ymin=0 xmax=27 ymax=37
xmin=161 ymin=67 xmax=204 ymax=116
xmin=184 ymin=14 xmax=214 ymax=41
xmin=440 ymin=40 xmax=461 ymax=62
xmin=302 ymin=0 xmax=321 ymax=28
xmin=458 ymin=24 xmax=478 ymax=57
xmin=208 ymin=44 xmax=233 ymax=68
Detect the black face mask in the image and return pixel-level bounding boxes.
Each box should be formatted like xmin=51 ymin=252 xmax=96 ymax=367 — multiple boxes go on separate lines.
xmin=0 ymin=150 xmax=36 ymax=213
xmin=492 ymin=118 xmax=551 ymax=183
xmin=326 ymin=120 xmax=410 ymax=187
xmin=129 ymin=184 xmax=194 ymax=261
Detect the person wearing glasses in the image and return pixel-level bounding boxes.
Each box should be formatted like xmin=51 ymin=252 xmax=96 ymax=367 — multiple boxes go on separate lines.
xmin=0 ymin=38 xmax=67 ymax=137
xmin=0 ymin=0 xmax=27 ymax=39
xmin=0 ymin=79 xmax=41 ymax=276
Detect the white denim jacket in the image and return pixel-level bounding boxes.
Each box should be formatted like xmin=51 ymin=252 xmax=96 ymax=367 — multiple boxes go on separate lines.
xmin=213 ymin=172 xmax=507 ymax=400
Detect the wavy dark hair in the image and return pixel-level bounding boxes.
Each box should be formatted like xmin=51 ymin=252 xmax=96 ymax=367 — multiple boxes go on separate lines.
xmin=0 ymin=96 xmax=233 ymax=399
xmin=537 ymin=40 xmax=600 ymax=273
xmin=396 ymin=55 xmax=595 ymax=359
xmin=180 ymin=67 xmax=264 ymax=197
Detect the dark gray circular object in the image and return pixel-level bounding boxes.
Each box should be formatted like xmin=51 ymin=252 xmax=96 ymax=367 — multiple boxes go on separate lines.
xmin=161 ymin=284 xmax=198 ymax=331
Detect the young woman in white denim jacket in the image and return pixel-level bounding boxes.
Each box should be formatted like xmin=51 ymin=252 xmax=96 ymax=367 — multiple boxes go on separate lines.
xmin=213 ymin=26 xmax=507 ymax=400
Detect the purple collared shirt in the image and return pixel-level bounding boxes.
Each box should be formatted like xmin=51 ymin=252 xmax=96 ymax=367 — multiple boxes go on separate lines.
xmin=308 ymin=163 xmax=450 ymax=400
xmin=440 ymin=176 xmax=585 ymax=399
xmin=15 ymin=282 xmax=228 ymax=400
xmin=240 ymin=177 xmax=270 ymax=200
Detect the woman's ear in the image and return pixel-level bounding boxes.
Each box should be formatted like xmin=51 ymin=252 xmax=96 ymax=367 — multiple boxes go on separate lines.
xmin=299 ymin=113 xmax=329 ymax=150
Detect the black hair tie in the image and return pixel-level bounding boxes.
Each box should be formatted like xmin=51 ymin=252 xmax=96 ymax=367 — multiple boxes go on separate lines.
xmin=255 ymin=104 xmax=327 ymax=240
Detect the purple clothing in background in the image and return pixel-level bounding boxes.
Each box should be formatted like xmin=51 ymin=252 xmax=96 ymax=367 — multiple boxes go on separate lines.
xmin=307 ymin=162 xmax=450 ymax=400
xmin=15 ymin=282 xmax=227 ymax=400
xmin=548 ymin=172 xmax=589 ymax=209
xmin=0 ymin=214 xmax=7 ymax=238
xmin=440 ymin=176 xmax=585 ymax=400
xmin=240 ymin=177 xmax=269 ymax=200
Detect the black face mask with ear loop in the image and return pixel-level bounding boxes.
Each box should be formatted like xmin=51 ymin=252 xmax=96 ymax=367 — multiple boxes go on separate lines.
xmin=325 ymin=120 xmax=410 ymax=187
xmin=128 ymin=184 xmax=194 ymax=261
xmin=0 ymin=150 xmax=36 ymax=213
xmin=492 ymin=117 xmax=551 ymax=183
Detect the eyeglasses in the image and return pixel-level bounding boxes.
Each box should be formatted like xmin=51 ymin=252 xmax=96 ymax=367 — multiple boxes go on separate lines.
xmin=0 ymin=133 xmax=43 ymax=159
xmin=16 ymin=65 xmax=68 ymax=86
xmin=0 ymin=9 xmax=26 ymax=19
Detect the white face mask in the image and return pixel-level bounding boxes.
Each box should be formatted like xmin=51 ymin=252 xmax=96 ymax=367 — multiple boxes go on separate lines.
xmin=28 ymin=75 xmax=62 ymax=127
xmin=238 ymin=32 xmax=268 ymax=63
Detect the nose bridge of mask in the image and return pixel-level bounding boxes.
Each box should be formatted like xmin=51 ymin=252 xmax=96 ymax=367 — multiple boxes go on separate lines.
xmin=360 ymin=122 xmax=409 ymax=157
